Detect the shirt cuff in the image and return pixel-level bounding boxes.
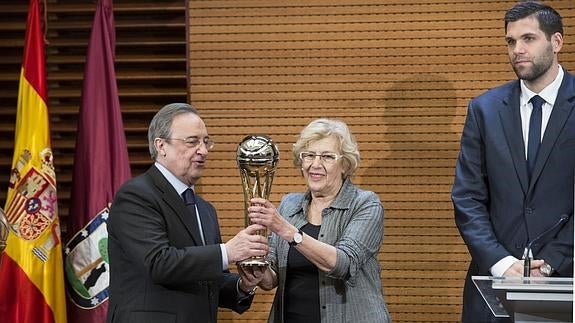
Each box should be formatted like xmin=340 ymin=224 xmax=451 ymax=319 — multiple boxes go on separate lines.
xmin=220 ymin=243 xmax=228 ymax=270
xmin=490 ymin=256 xmax=519 ymax=277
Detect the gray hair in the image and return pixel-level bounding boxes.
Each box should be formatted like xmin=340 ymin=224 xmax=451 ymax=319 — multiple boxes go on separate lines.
xmin=148 ymin=103 xmax=198 ymax=160
xmin=293 ymin=118 xmax=360 ymax=178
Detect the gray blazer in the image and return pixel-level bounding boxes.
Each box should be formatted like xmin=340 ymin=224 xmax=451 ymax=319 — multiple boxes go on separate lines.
xmin=267 ymin=179 xmax=391 ymax=323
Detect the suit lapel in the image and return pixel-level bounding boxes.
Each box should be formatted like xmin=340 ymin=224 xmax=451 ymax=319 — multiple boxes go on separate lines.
xmin=499 ymin=82 xmax=530 ymax=194
xmin=148 ymin=165 xmax=204 ymax=246
xmin=530 ymin=71 xmax=575 ymax=191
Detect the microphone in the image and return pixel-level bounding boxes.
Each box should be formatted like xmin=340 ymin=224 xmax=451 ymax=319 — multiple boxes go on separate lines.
xmin=523 ymin=214 xmax=569 ymax=277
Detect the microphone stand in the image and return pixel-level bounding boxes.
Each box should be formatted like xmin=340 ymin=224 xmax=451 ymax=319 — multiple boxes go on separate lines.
xmin=522 ymin=214 xmax=569 ymax=277
xmin=522 ymin=248 xmax=532 ymax=278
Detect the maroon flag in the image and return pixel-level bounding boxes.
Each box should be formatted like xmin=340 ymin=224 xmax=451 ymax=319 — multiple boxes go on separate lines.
xmin=64 ymin=0 xmax=131 ymax=322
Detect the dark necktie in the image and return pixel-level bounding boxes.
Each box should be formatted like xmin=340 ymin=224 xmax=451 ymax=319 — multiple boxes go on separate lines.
xmin=182 ymin=188 xmax=205 ymax=245
xmin=527 ymin=95 xmax=544 ymax=180
xmin=182 ymin=188 xmax=218 ymax=245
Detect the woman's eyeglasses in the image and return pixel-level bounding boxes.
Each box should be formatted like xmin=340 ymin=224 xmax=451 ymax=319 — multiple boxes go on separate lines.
xmin=299 ymin=151 xmax=342 ymax=164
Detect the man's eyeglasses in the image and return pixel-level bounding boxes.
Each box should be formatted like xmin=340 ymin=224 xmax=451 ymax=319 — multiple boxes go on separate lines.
xmin=299 ymin=151 xmax=342 ymax=164
xmin=163 ymin=137 xmax=215 ymax=150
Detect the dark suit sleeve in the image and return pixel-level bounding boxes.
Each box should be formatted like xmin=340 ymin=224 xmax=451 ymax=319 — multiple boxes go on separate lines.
xmin=539 ymin=214 xmax=574 ymax=276
xmin=217 ymin=272 xmax=254 ymax=313
xmin=452 ymin=101 xmax=511 ymax=273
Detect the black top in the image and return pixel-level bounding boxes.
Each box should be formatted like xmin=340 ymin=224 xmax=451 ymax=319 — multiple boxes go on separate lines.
xmin=284 ymin=222 xmax=321 ymax=323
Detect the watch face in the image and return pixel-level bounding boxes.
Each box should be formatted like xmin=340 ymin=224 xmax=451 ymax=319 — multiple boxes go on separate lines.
xmin=540 ymin=263 xmax=553 ymax=276
xmin=294 ymin=232 xmax=303 ymax=244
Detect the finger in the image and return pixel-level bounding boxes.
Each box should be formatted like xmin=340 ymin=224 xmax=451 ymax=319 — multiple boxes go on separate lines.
xmin=245 ymin=224 xmax=266 ymax=233
xmin=247 ymin=205 xmax=262 ymax=213
xmin=530 ymin=260 xmax=544 ymax=268
xmin=252 ymin=268 xmax=264 ymax=278
xmin=530 ymin=269 xmax=544 ymax=277
xmin=251 ymin=234 xmax=269 ymax=245
xmin=250 ymin=241 xmax=268 ymax=252
xmin=250 ymin=197 xmax=266 ymax=205
xmin=247 ymin=212 xmax=259 ymax=221
xmin=243 ymin=266 xmax=255 ymax=276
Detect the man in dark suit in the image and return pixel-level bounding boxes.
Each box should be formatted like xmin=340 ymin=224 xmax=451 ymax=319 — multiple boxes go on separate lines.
xmin=451 ymin=2 xmax=574 ymax=322
xmin=106 ymin=103 xmax=269 ymax=323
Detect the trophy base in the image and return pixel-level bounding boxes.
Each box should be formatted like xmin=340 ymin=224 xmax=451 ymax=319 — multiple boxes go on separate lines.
xmin=238 ymin=258 xmax=269 ymax=267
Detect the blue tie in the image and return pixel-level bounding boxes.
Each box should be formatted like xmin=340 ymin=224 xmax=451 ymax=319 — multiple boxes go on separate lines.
xmin=182 ymin=188 xmax=205 ymax=245
xmin=527 ymin=95 xmax=544 ymax=180
xmin=183 ymin=188 xmax=218 ymax=245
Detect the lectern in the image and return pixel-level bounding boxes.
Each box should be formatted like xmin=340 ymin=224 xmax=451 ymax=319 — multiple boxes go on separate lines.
xmin=473 ymin=276 xmax=573 ymax=322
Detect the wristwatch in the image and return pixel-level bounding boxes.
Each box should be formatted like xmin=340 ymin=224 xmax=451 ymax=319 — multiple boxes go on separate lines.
xmin=288 ymin=229 xmax=303 ymax=247
xmin=539 ymin=262 xmax=554 ymax=276
xmin=243 ymin=285 xmax=258 ymax=296
xmin=238 ymin=278 xmax=257 ymax=296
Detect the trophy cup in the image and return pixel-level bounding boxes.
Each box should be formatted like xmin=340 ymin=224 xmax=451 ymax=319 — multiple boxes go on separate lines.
xmin=237 ymin=135 xmax=279 ymax=267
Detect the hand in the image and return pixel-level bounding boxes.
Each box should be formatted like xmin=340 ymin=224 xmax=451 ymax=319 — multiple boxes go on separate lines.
xmin=248 ymin=198 xmax=294 ymax=239
xmin=503 ymin=259 xmax=544 ymax=277
xmin=529 ymin=259 xmax=547 ymax=277
xmin=237 ymin=265 xmax=268 ymax=293
xmin=225 ymin=224 xmax=269 ymax=264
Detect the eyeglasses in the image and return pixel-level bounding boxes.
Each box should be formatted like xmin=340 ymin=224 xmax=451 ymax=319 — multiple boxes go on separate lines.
xmin=299 ymin=151 xmax=342 ymax=164
xmin=163 ymin=137 xmax=215 ymax=150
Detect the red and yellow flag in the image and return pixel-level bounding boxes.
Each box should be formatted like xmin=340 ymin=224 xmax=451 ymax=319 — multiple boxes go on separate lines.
xmin=0 ymin=1 xmax=67 ymax=323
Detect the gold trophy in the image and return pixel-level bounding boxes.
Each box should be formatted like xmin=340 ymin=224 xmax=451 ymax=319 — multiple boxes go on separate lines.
xmin=237 ymin=135 xmax=279 ymax=267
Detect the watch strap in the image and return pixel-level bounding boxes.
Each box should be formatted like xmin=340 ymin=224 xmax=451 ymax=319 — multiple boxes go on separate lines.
xmin=288 ymin=229 xmax=303 ymax=247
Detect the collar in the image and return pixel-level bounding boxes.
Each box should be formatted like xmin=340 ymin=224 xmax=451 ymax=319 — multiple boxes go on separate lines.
xmin=154 ymin=162 xmax=194 ymax=196
xmin=520 ymin=65 xmax=564 ymax=105
xmin=287 ymin=177 xmax=355 ymax=217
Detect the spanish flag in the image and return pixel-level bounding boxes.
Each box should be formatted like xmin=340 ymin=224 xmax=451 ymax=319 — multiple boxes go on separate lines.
xmin=0 ymin=1 xmax=67 ymax=323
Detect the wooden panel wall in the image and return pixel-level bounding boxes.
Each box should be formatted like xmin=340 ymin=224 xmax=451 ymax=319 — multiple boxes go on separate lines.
xmin=188 ymin=1 xmax=575 ymax=322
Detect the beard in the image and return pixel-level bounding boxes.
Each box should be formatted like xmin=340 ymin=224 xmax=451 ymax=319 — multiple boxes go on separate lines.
xmin=511 ymin=43 xmax=555 ymax=82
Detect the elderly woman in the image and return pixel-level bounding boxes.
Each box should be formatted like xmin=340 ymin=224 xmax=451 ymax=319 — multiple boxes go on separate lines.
xmin=245 ymin=118 xmax=390 ymax=322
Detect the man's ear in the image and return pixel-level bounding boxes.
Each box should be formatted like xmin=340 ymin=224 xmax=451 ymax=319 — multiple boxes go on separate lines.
xmin=155 ymin=138 xmax=166 ymax=157
xmin=551 ymin=32 xmax=563 ymax=53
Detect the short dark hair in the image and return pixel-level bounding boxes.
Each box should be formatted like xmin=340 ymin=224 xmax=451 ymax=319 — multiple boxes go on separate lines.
xmin=504 ymin=1 xmax=563 ymax=39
